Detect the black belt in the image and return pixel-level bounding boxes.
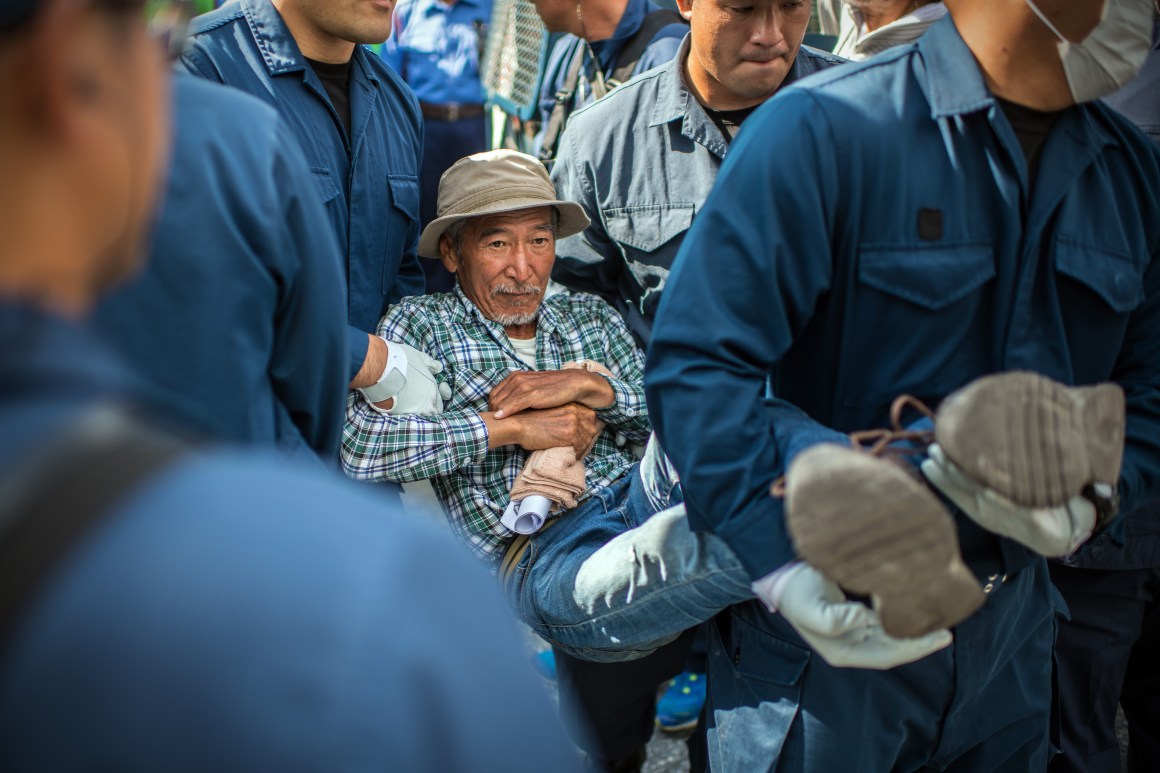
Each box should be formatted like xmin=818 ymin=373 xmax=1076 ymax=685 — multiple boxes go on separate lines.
xmin=419 ymin=102 xmax=485 ymax=121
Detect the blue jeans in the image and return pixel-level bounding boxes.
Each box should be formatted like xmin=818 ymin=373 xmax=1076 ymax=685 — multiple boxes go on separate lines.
xmin=506 ymin=444 xmax=752 ymax=663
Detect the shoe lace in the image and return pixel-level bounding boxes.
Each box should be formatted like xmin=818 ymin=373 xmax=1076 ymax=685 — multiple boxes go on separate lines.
xmin=768 ymin=394 xmax=935 ymax=498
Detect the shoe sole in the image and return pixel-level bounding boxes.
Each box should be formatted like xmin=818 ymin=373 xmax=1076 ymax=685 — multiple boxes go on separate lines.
xmin=655 ymin=717 xmax=699 ymax=733
xmin=935 ymin=371 xmax=1125 ymax=508
xmin=785 ymin=445 xmax=985 ymax=639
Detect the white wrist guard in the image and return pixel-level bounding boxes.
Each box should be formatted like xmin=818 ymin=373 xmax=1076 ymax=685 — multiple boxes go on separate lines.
xmin=358 ymin=339 xmax=409 ymax=403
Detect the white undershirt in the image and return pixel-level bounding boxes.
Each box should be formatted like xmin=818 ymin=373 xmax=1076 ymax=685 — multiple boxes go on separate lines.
xmin=507 ymin=335 xmax=538 ymax=369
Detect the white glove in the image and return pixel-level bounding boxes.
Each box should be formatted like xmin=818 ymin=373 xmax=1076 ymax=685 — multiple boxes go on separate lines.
xmin=921 ymin=443 xmax=1096 ymax=558
xmin=754 ymin=563 xmax=953 ymax=670
xmin=361 ymin=339 xmax=452 ymax=416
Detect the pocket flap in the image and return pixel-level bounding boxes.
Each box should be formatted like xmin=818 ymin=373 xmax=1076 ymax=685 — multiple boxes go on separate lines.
xmin=1054 ymin=239 xmax=1145 ymax=313
xmin=388 ymin=174 xmax=420 ymax=218
xmin=858 ymin=242 xmax=995 ymax=311
xmin=733 ymin=615 xmax=810 ymax=686
xmin=311 ymin=167 xmax=341 ymax=204
xmin=604 ymin=204 xmax=695 ymax=253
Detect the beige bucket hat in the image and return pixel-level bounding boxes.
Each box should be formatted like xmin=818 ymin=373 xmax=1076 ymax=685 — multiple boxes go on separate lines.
xmin=417 ymin=149 xmax=591 ymax=258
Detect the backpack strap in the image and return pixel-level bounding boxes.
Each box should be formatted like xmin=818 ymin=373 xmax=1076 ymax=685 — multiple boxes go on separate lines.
xmin=0 ymin=404 xmax=188 ymax=646
xmin=609 ymin=9 xmax=685 ymax=87
xmin=538 ymin=43 xmax=588 ymax=165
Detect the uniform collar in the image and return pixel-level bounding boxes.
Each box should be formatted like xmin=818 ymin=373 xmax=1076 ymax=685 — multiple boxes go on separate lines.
xmin=915 ymin=14 xmax=995 ymax=120
xmin=651 ymin=34 xmax=827 ymax=158
xmin=238 ymin=0 xmax=379 ymax=83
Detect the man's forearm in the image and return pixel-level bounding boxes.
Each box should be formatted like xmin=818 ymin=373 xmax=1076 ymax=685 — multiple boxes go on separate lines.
xmin=349 ymin=333 xmax=388 ymax=389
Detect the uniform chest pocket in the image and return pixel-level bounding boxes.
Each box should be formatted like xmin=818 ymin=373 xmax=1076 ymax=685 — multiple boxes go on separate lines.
xmin=842 ymin=242 xmax=996 ymax=417
xmin=602 ymin=204 xmax=695 ymax=304
xmin=382 ymin=174 xmax=421 ymax=293
xmin=858 ymin=241 xmax=995 ymax=310
xmin=1054 ymin=239 xmax=1145 ymax=313
xmin=1052 ymin=238 xmax=1145 ymax=380
xmin=604 ymin=204 xmax=694 ymax=253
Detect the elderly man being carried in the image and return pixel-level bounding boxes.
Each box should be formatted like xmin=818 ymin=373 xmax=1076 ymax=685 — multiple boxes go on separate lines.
xmin=341 ymin=149 xmax=759 ymax=662
xmin=341 ymin=150 xmax=966 ymax=668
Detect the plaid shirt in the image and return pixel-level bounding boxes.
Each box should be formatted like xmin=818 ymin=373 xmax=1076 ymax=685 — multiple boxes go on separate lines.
xmin=342 ymin=286 xmax=651 ymax=566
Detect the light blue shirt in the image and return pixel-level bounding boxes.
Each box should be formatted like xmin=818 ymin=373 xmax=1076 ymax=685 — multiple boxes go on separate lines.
xmin=382 ymin=0 xmax=492 ymax=105
xmin=552 ymin=35 xmax=845 ymax=346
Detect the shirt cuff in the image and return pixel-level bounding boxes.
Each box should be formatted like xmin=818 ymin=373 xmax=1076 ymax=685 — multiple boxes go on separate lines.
xmin=593 ymin=374 xmax=645 ymax=423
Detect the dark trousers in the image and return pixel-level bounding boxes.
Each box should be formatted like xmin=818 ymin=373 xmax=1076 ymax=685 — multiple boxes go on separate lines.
xmin=553 ymin=628 xmax=695 ymax=763
xmin=703 ymin=561 xmax=1057 ymax=772
xmin=418 ymin=115 xmax=487 ymax=293
xmin=1048 ymin=563 xmax=1160 ymax=773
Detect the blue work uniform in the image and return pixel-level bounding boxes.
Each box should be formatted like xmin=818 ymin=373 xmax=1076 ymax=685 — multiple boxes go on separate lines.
xmin=536 ymin=0 xmax=686 ymax=152
xmin=0 ymin=302 xmax=580 ymax=772
xmin=382 ymin=0 xmax=493 ymax=292
xmin=646 ymin=16 xmax=1160 ymax=773
xmin=552 ymin=35 xmax=844 ymax=346
xmin=1048 ymin=18 xmax=1160 ymax=773
xmin=548 ymin=36 xmax=844 ymax=767
xmin=92 ymin=75 xmax=348 ymax=464
xmin=180 ymin=0 xmax=426 ymax=381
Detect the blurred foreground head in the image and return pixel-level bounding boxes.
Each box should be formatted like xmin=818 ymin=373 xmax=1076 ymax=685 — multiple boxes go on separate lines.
xmin=0 ymin=0 xmax=172 ymax=318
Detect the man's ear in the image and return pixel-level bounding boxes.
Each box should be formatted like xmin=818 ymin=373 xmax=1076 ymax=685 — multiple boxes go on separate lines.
xmin=439 ymin=234 xmax=460 ymax=273
xmin=675 ymin=0 xmax=693 ymax=22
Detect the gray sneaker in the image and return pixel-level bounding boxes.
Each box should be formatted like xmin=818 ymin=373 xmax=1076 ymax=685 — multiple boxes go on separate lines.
xmin=784 ymin=442 xmax=984 ymax=640
xmin=935 ymin=371 xmax=1124 ymax=509
xmin=780 ymin=371 xmax=1126 ymax=640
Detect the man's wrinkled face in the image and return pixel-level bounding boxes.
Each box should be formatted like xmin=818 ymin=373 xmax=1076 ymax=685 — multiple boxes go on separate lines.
xmin=680 ymin=0 xmax=812 ymax=108
xmin=440 ymin=207 xmax=557 ymax=327
xmin=283 ymin=0 xmax=395 ymax=46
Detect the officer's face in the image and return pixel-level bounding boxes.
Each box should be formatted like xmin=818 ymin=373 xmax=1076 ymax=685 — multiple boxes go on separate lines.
xmin=277 ymin=0 xmax=395 ymax=47
xmin=679 ymin=0 xmax=811 ymax=109
xmin=440 ymin=208 xmax=557 ymax=328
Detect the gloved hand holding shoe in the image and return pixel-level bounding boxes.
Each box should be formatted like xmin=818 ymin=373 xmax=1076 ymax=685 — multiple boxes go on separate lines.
xmin=921 ymin=443 xmax=1097 ymax=558
xmin=753 ymin=562 xmax=953 ymax=670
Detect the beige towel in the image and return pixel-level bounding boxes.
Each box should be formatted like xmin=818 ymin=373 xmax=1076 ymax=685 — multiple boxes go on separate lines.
xmin=508 ymin=360 xmax=612 ymax=511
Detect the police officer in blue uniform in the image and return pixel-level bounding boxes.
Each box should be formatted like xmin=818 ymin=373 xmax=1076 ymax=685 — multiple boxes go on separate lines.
xmin=0 ymin=2 xmax=581 ymax=769
xmin=646 ymin=1 xmax=1160 ymax=770
xmin=181 ymin=0 xmax=448 ymax=471
xmin=383 ymin=0 xmax=493 ymax=292
xmin=91 ymin=74 xmax=349 ymax=464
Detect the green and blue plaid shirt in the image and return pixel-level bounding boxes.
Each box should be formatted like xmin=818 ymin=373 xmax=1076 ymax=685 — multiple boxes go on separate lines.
xmin=342 ymin=286 xmax=651 ymax=566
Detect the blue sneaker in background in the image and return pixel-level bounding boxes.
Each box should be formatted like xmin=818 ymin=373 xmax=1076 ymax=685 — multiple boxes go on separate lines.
xmin=532 ymin=649 xmax=557 ymax=683
xmin=655 ymin=671 xmax=705 ymax=732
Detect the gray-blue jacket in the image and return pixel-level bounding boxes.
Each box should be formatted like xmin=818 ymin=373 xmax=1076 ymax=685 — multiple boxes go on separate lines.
xmin=551 ymin=36 xmax=845 ymax=346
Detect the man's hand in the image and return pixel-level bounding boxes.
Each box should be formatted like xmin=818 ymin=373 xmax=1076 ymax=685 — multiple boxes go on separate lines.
xmin=483 ymin=403 xmax=601 ymax=458
xmin=489 ymin=369 xmax=615 ymax=418
xmin=767 ymin=563 xmax=953 ymax=670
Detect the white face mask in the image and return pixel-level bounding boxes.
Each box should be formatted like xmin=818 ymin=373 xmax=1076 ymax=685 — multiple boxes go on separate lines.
xmin=1024 ymin=0 xmax=1153 ymax=103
